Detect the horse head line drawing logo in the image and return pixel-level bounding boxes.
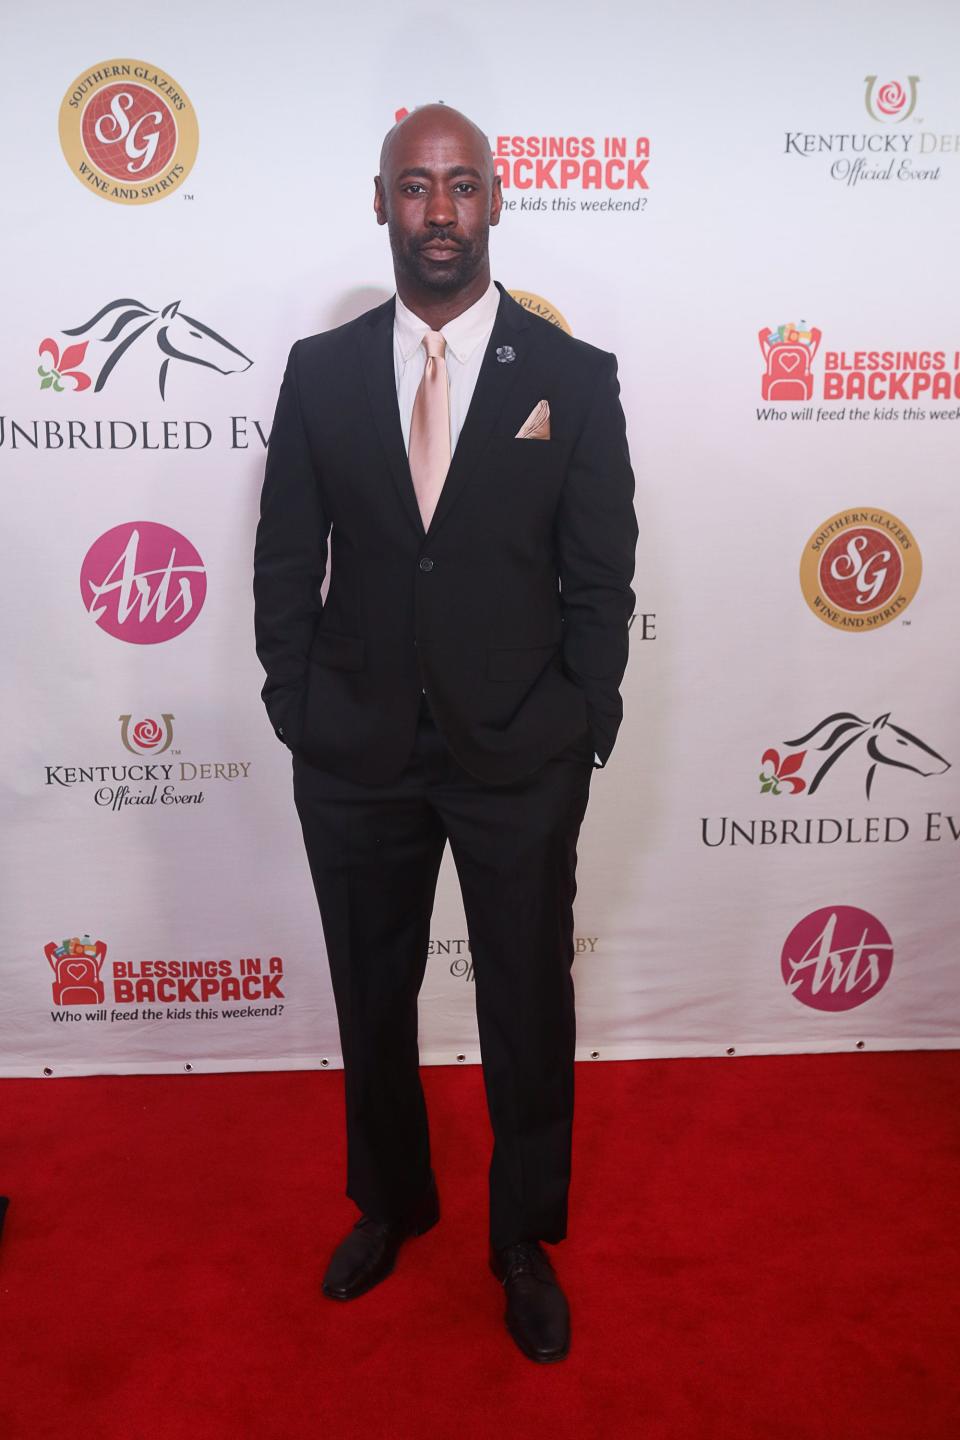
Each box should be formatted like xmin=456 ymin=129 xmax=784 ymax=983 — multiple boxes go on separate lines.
xmin=57 ymin=298 xmax=253 ymax=399
xmin=783 ymin=710 xmax=950 ymax=801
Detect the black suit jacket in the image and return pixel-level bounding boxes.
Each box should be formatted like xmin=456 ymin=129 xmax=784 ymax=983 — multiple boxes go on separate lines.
xmin=253 ymin=280 xmax=638 ymax=785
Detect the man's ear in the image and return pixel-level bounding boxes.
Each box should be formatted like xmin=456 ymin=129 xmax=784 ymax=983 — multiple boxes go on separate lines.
xmin=373 ymin=175 xmax=388 ymax=226
xmin=490 ymin=174 xmax=503 ymax=226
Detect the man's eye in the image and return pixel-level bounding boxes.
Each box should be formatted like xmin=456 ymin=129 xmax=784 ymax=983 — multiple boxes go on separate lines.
xmin=454 ymin=183 xmax=476 ymax=193
xmin=403 ymin=184 xmax=426 ymax=195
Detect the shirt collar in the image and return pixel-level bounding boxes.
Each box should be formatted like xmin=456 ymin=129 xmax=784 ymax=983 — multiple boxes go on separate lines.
xmin=394 ymin=277 xmax=500 ymax=365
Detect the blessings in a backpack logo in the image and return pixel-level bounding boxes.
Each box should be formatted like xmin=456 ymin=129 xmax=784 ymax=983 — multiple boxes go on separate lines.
xmin=756 ymin=321 xmax=960 ymax=420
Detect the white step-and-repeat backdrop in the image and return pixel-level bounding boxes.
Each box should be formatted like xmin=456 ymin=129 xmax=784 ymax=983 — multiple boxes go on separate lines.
xmin=3 ymin=1 xmax=958 ymax=1075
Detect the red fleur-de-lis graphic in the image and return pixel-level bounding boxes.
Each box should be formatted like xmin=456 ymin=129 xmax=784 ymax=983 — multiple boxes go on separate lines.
xmin=759 ymin=748 xmax=807 ymax=795
xmin=38 ymin=337 xmax=91 ymax=393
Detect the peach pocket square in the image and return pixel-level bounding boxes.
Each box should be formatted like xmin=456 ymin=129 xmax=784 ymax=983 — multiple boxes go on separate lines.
xmin=515 ymin=399 xmax=551 ymax=440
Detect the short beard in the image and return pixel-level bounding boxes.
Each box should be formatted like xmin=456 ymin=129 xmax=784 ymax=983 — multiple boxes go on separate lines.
xmin=391 ymin=228 xmax=487 ymax=294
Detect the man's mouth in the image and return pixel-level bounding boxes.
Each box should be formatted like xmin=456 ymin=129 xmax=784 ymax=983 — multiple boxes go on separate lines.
xmin=422 ymin=241 xmax=461 ymax=254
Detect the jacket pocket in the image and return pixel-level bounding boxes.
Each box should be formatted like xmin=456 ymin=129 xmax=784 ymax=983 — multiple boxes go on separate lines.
xmin=486 ymin=642 xmax=558 ymax=684
xmin=487 ymin=434 xmax=560 ymax=459
xmin=309 ymin=631 xmax=365 ymax=671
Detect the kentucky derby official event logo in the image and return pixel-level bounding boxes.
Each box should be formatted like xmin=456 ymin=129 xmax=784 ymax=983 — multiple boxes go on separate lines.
xmin=434 ymin=933 xmax=599 ymax=982
xmin=507 ymin=291 xmax=572 ymax=334
xmin=59 ymin=59 xmax=198 ymax=204
xmin=45 ymin=937 xmax=285 ymax=1017
xmin=119 ymin=714 xmax=175 ymax=755
xmin=864 ymin=76 xmax=919 ymax=123
xmin=799 ymin=508 xmax=921 ymax=631
xmin=783 ymin=73 xmax=954 ymax=186
xmin=43 ymin=713 xmax=251 ymax=812
xmin=780 ymin=907 xmax=894 ymax=1011
xmin=38 ymin=298 xmax=252 ymax=400
xmin=80 ymin=521 xmax=207 ymax=644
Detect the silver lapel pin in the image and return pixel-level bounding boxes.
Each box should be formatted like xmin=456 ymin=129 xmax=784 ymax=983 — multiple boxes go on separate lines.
xmin=496 ymin=345 xmax=516 ymax=364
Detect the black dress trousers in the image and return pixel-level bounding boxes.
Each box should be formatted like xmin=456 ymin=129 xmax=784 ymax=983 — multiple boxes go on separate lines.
xmin=292 ymin=692 xmax=594 ymax=1252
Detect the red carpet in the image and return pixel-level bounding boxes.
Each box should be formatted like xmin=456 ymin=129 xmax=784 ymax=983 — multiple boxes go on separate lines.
xmin=0 ymin=1053 xmax=957 ymax=1439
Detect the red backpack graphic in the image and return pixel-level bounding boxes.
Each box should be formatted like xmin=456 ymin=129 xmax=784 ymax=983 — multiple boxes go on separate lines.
xmin=759 ymin=327 xmax=822 ymax=401
xmin=45 ymin=938 xmax=106 ymax=1005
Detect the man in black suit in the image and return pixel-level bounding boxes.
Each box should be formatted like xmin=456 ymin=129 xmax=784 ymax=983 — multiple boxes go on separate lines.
xmin=253 ymin=102 xmax=637 ymax=1363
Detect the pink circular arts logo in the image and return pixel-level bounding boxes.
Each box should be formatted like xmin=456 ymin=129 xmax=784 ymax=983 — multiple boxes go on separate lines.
xmin=781 ymin=906 xmax=894 ymax=1011
xmin=80 ymin=521 xmax=206 ymax=644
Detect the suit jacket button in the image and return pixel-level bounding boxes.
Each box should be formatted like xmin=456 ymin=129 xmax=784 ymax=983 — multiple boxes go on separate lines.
xmin=419 ymin=557 xmax=434 ymax=572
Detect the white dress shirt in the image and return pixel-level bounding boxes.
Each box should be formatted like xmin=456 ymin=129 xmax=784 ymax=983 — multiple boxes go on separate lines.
xmin=393 ymin=276 xmax=500 ymax=455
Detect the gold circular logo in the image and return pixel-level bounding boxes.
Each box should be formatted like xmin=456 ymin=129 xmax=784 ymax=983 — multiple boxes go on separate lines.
xmin=799 ymin=507 xmax=922 ymax=631
xmin=507 ymin=291 xmax=572 ymax=334
xmin=59 ymin=59 xmax=198 ymax=205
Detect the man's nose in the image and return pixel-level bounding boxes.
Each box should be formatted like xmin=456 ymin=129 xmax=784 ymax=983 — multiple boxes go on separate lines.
xmin=425 ymin=192 xmax=457 ymax=227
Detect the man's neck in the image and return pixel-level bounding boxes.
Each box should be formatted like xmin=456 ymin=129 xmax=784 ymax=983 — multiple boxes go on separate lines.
xmin=395 ymin=266 xmax=493 ymax=331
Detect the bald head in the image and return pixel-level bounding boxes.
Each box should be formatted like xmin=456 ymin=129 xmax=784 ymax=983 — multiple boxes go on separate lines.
xmin=379 ymin=103 xmax=494 ymax=188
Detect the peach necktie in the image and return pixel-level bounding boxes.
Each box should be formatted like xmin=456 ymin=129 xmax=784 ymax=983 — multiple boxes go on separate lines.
xmin=408 ymin=331 xmax=451 ymax=530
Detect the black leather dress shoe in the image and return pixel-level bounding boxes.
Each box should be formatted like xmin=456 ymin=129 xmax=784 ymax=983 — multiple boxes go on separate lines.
xmin=321 ymin=1177 xmax=440 ymax=1301
xmin=490 ymin=1241 xmax=570 ymax=1362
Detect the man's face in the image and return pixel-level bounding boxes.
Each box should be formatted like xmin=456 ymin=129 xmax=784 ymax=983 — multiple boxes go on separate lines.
xmin=375 ymin=118 xmax=501 ymax=294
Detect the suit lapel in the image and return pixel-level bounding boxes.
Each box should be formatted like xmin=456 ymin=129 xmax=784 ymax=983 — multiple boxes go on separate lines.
xmin=358 ymin=294 xmax=425 ymax=539
xmin=425 ymin=281 xmax=531 ymax=540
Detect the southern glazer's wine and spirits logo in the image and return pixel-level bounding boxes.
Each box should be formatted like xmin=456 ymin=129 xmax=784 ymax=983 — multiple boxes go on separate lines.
xmin=43 ymin=713 xmax=252 ymax=812
xmin=394 ymin=105 xmax=650 ymax=214
xmin=45 ymin=936 xmax=285 ymax=1016
xmin=781 ymin=907 xmax=894 ymax=1011
xmin=784 ymin=73 xmax=952 ymax=186
xmin=507 ymin=291 xmax=572 ymax=334
xmin=59 ymin=59 xmax=198 ymax=204
xmin=37 ymin=298 xmax=252 ymax=401
xmin=81 ymin=521 xmax=206 ymax=644
xmin=799 ymin=508 xmax=921 ymax=631
xmin=759 ymin=711 xmax=950 ymax=802
xmin=757 ymin=321 xmax=960 ymax=421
